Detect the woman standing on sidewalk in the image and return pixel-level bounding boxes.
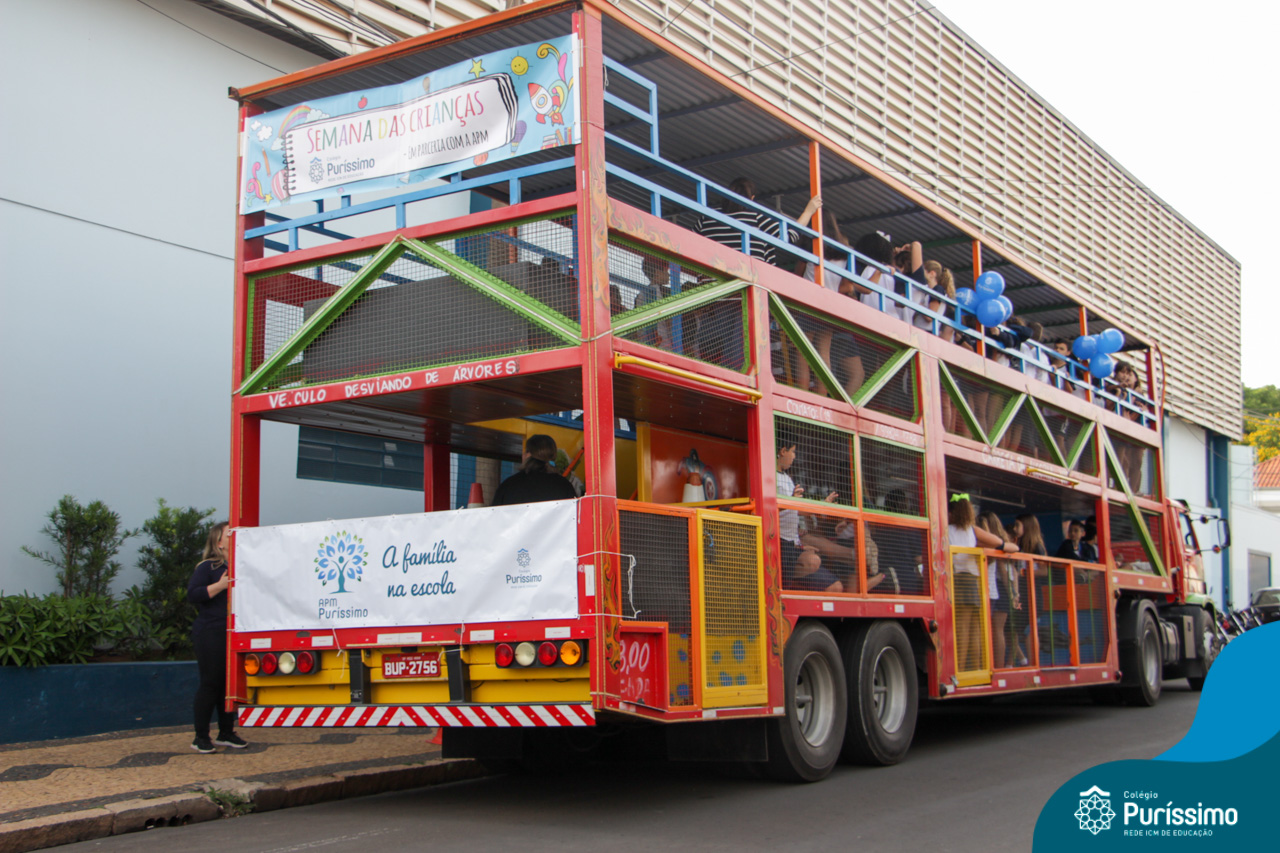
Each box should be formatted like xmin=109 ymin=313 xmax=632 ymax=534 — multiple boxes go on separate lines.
xmin=187 ymin=522 xmax=248 ymax=753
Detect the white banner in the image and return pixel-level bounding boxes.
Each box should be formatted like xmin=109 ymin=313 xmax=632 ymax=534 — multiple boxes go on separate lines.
xmin=233 ymin=501 xmax=578 ymax=633
xmin=282 ymin=75 xmax=518 ymax=197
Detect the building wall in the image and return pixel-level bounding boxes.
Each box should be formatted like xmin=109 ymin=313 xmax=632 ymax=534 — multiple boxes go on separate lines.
xmin=1229 ymin=445 xmax=1280 ymax=602
xmin=0 ymin=0 xmax=433 ymax=596
xmin=1162 ymin=417 xmax=1227 ymax=606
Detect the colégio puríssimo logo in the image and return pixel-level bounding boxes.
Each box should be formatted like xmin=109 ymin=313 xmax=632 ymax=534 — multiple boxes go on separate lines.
xmin=517 ymin=548 xmax=531 ymax=568
xmin=1076 ymin=785 xmax=1117 ymax=835
xmin=315 ymin=531 xmax=365 ymax=593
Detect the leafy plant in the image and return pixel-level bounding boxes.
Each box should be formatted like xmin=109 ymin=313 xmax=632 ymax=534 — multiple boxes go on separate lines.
xmin=204 ymin=787 xmax=255 ymax=817
xmin=21 ymin=495 xmax=138 ymax=598
xmin=0 ymin=594 xmax=144 ymax=666
xmin=133 ymin=500 xmax=216 ymax=657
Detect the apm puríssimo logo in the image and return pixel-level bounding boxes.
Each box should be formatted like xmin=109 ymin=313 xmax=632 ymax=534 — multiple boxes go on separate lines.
xmin=1076 ymin=786 xmax=1117 ymax=835
xmin=315 ymin=531 xmax=366 ymax=593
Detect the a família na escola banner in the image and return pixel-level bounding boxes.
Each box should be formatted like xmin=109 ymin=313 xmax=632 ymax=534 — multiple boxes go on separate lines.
xmin=238 ymin=34 xmax=579 ymax=214
xmin=232 ymin=500 xmax=578 ymax=631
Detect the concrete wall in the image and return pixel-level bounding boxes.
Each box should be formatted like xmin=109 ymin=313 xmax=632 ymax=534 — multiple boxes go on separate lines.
xmin=1162 ymin=416 xmax=1227 ymax=605
xmin=0 ymin=0 xmax=447 ymax=596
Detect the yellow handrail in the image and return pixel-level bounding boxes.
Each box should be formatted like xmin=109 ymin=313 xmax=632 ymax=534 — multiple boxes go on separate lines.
xmin=613 ymin=354 xmax=763 ymax=400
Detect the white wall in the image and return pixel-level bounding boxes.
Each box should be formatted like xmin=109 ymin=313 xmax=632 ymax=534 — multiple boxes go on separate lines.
xmin=1162 ymin=416 xmax=1227 ymax=605
xmin=0 ymin=0 xmax=452 ymax=595
xmin=1229 ymin=445 xmax=1280 ymax=601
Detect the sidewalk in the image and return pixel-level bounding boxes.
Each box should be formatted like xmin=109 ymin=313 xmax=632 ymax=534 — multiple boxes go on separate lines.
xmin=0 ymin=725 xmax=486 ymax=853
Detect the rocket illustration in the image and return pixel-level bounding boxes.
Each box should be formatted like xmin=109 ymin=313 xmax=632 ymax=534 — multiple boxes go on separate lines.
xmin=528 ymin=81 xmax=566 ymax=125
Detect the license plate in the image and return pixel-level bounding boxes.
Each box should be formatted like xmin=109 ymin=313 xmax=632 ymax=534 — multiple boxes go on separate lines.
xmin=382 ymin=652 xmax=442 ymax=679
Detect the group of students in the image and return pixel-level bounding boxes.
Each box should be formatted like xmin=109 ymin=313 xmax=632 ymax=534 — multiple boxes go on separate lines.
xmin=682 ymin=177 xmax=1151 ymax=428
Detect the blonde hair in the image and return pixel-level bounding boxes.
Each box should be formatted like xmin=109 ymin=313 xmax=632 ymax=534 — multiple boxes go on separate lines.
xmin=203 ymin=521 xmax=229 ymax=565
xmin=923 ymin=260 xmax=956 ymax=299
xmin=1015 ymin=514 xmax=1045 ymax=555
xmin=977 ymin=511 xmax=1009 ymax=542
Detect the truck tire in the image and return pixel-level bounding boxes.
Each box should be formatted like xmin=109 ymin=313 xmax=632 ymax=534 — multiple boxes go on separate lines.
xmin=1120 ymin=608 xmax=1162 ymax=706
xmin=839 ymin=620 xmax=918 ymax=765
xmin=765 ymin=621 xmax=846 ymax=783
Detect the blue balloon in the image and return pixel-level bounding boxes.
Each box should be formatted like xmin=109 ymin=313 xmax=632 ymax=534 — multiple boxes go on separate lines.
xmin=995 ymin=295 xmax=1014 ymax=323
xmin=1089 ymin=352 xmax=1116 ymax=379
xmin=1097 ymin=328 xmax=1124 ymax=354
xmin=1072 ymin=335 xmax=1098 ymax=360
xmin=976 ymin=298 xmax=1006 ymax=327
xmin=975 ymin=271 xmax=1006 ymax=300
xmin=955 ymin=287 xmax=979 ymax=311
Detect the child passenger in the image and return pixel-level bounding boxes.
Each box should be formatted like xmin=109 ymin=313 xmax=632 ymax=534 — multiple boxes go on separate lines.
xmin=777 ymin=442 xmax=842 ymax=594
xmin=948 ymin=494 xmax=1017 ymax=671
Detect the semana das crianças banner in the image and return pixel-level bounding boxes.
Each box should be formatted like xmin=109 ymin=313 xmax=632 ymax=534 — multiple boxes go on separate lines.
xmin=232 ymin=500 xmax=578 ymax=632
xmin=1033 ymin=622 xmax=1280 ymax=851
xmin=238 ymin=34 xmax=578 ymax=214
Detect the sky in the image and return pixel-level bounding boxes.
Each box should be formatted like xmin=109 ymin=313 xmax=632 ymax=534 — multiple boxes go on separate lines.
xmin=935 ymin=0 xmax=1279 ymax=389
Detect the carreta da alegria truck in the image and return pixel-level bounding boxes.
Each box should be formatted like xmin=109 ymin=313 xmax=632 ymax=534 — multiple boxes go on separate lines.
xmin=224 ymin=0 xmax=1225 ymax=782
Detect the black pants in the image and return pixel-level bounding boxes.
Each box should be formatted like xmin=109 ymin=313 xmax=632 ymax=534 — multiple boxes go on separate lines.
xmin=193 ymin=623 xmax=234 ymax=738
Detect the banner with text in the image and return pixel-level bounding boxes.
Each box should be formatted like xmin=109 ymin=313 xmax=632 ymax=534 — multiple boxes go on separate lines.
xmin=233 ymin=500 xmax=578 ymax=632
xmin=239 ymin=35 xmax=578 ymax=214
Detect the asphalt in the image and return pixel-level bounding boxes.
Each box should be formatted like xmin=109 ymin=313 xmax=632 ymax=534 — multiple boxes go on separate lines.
xmin=0 ymin=724 xmax=487 ymax=853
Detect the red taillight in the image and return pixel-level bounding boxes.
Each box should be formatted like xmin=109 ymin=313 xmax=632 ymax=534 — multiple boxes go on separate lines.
xmin=495 ymin=643 xmax=515 ymax=667
xmin=297 ymin=651 xmax=316 ymax=674
xmin=537 ymin=642 xmax=558 ymax=667
xmin=261 ymin=653 xmax=279 ymax=675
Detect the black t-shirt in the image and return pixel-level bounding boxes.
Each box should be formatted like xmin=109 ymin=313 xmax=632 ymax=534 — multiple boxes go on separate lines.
xmin=492 ymin=469 xmax=578 ymax=506
xmin=187 ymin=559 xmax=228 ymax=632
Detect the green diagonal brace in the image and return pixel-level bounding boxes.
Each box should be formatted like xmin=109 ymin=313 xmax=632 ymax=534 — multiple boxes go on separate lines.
xmin=767 ymin=294 xmax=851 ymax=406
xmin=239 ymin=240 xmax=406 ymax=396
xmin=611 ymin=279 xmax=748 ymax=336
xmin=988 ymin=393 xmax=1025 ymax=447
xmin=1067 ymin=421 xmax=1097 ymax=470
xmin=1027 ymin=400 xmax=1068 ymax=468
xmin=939 ymin=362 xmax=985 ymax=442
xmin=851 ymin=345 xmax=915 ymax=408
xmin=1099 ymin=427 xmax=1165 ymax=574
xmin=404 ymin=238 xmax=581 ymax=343
xmin=1100 ymin=427 xmax=1133 ymax=499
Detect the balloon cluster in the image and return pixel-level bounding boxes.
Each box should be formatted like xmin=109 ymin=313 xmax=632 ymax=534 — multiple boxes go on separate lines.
xmin=1071 ymin=328 xmax=1125 ymax=378
xmin=955 ymin=271 xmax=1011 ymax=328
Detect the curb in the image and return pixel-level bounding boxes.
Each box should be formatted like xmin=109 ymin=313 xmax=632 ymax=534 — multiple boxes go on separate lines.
xmin=0 ymin=758 xmax=488 ymax=853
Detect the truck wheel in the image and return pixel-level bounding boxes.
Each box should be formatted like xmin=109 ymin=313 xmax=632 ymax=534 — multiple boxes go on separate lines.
xmin=1121 ymin=609 xmax=1162 ymax=706
xmin=840 ymin=621 xmax=918 ymax=765
xmin=765 ymin=621 xmax=846 ymax=783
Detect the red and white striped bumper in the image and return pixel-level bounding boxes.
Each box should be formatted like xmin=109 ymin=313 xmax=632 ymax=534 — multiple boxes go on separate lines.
xmin=238 ymin=703 xmax=596 ymax=728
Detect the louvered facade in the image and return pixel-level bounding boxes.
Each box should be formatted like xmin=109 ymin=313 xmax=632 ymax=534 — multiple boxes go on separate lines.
xmin=203 ymin=0 xmax=1241 ymax=438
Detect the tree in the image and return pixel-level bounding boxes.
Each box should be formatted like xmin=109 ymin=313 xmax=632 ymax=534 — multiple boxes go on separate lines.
xmin=1242 ymin=385 xmax=1280 ymax=441
xmin=133 ymin=500 xmax=216 ymax=655
xmin=21 ymin=496 xmax=138 ymax=597
xmin=1242 ymin=415 xmax=1280 ymax=463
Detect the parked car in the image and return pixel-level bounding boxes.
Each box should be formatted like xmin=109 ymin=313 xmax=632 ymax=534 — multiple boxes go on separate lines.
xmin=1251 ymin=588 xmax=1280 ymax=625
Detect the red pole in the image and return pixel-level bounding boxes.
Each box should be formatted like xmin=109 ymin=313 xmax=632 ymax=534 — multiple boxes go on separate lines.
xmin=809 ymin=141 xmax=823 ymax=291
xmin=972 ymin=240 xmax=985 ymax=357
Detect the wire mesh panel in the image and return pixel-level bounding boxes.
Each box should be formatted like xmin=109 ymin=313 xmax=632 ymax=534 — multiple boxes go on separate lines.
xmin=620 ymin=291 xmax=748 ymax=372
xmin=698 ymin=515 xmax=765 ymax=706
xmin=1109 ymin=502 xmax=1159 ymax=574
xmin=1142 ymin=510 xmax=1167 ymax=570
xmin=287 ymin=248 xmax=565 ymax=390
xmin=1109 ymin=433 xmax=1157 ymax=497
xmin=1034 ymin=559 xmax=1074 ymax=666
xmin=433 ymin=215 xmax=581 ymax=323
xmin=248 ymin=251 xmax=377 ymax=376
xmin=1038 ymin=401 xmax=1086 ymax=466
xmin=865 ymin=358 xmax=919 ymax=421
xmin=949 ymin=367 xmax=1015 ymax=444
xmin=787 ymin=507 xmax=858 ymax=592
xmin=950 ymin=548 xmax=989 ymax=676
xmin=1072 ymin=429 xmax=1100 ymax=476
xmin=1074 ymin=567 xmax=1110 ymax=665
xmin=771 ymin=307 xmax=846 ymax=397
xmin=619 ymin=508 xmax=694 ymax=708
xmin=999 ymin=399 xmax=1054 ymax=460
xmin=773 ymin=415 xmax=856 ymax=508
xmin=997 ymin=557 xmax=1034 ymax=669
xmin=865 ymin=522 xmax=929 ymax=596
xmin=860 ymin=438 xmax=925 ymax=518
xmin=607 ymin=237 xmax=723 ymax=316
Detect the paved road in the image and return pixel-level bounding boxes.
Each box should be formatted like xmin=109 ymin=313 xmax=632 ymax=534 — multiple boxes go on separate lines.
xmin=65 ymin=683 xmax=1200 ymax=853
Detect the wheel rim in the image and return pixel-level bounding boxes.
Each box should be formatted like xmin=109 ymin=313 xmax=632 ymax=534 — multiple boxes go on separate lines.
xmin=1141 ymin=630 xmax=1160 ymax=688
xmin=871 ymin=646 xmax=908 ymax=733
xmin=794 ymin=650 xmax=836 ymax=747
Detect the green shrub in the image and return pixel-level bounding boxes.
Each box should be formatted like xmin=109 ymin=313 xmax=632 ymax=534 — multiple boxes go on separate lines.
xmin=21 ymin=495 xmax=138 ymax=598
xmin=133 ymin=500 xmax=216 ymax=657
xmin=0 ymin=594 xmax=159 ymax=666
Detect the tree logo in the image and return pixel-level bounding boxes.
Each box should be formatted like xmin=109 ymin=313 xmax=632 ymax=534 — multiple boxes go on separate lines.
xmin=1075 ymin=785 xmax=1116 ymax=834
xmin=315 ymin=532 xmax=365 ymax=593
